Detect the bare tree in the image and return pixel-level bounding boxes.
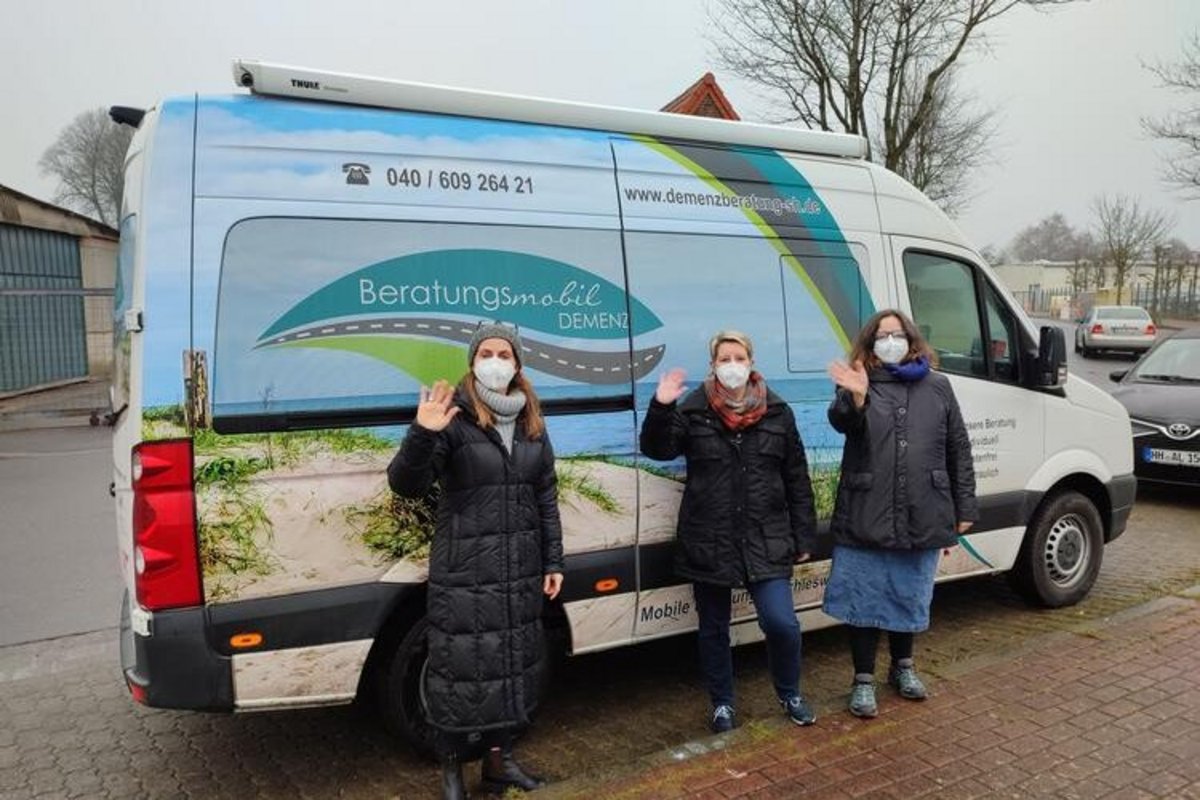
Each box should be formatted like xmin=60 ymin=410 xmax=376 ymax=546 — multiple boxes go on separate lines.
xmin=1092 ymin=195 xmax=1171 ymax=304
xmin=979 ymin=243 xmax=1008 ymax=265
xmin=1067 ymin=229 xmax=1098 ymax=292
xmin=1143 ymin=33 xmax=1200 ymax=196
xmin=885 ymin=69 xmax=997 ymax=213
xmin=38 ymin=107 xmax=132 ymax=227
xmin=1010 ymin=213 xmax=1081 ymax=261
xmin=710 ymin=0 xmax=1074 ymax=212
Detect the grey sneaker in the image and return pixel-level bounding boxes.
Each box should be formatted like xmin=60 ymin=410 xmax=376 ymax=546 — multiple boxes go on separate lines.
xmin=710 ymin=704 xmax=735 ymax=733
xmin=849 ymin=680 xmax=878 ymax=718
xmin=781 ymin=695 xmax=816 ymax=726
xmin=888 ymin=659 xmax=928 ymax=700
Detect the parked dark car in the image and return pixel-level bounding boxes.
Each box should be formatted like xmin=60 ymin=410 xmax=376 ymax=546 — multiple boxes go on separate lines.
xmin=1109 ymin=329 xmax=1200 ymax=487
xmin=1075 ymin=305 xmax=1157 ymax=358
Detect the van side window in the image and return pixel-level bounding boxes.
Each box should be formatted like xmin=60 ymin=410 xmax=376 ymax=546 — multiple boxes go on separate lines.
xmin=903 ymin=251 xmax=1021 ymax=384
xmin=984 ymin=282 xmax=1018 ymax=382
xmin=903 ymin=252 xmax=987 ymax=378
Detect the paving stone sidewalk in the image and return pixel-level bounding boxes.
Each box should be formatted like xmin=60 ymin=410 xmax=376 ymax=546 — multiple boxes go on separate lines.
xmin=544 ymin=590 xmax=1200 ymax=799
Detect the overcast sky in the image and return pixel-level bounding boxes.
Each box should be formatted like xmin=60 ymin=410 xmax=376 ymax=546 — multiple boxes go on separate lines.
xmin=2 ymin=0 xmax=1197 ymax=253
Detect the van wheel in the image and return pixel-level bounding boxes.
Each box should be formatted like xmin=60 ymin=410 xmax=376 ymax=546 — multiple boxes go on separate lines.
xmin=379 ymin=617 xmax=437 ymax=760
xmin=1009 ymin=491 xmax=1104 ymax=608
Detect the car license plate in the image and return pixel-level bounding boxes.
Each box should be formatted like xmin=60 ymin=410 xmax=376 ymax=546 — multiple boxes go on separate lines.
xmin=1142 ymin=447 xmax=1200 ymax=467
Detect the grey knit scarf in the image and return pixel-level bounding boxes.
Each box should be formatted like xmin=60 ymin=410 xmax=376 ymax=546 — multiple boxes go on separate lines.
xmin=475 ymin=383 xmax=527 ymax=453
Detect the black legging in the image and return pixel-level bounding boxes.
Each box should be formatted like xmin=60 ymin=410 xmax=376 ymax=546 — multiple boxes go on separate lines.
xmin=848 ymin=626 xmax=914 ymax=676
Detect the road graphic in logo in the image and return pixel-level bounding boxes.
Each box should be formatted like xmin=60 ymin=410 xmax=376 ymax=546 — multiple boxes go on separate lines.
xmin=256 ymin=249 xmax=665 ymax=384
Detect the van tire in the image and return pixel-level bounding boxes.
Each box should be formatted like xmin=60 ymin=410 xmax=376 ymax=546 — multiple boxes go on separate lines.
xmin=1009 ymin=491 xmax=1104 ymax=608
xmin=379 ymin=616 xmax=437 ymax=760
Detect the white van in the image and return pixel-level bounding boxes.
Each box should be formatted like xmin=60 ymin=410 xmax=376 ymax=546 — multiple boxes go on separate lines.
xmin=111 ymin=60 xmax=1135 ymax=751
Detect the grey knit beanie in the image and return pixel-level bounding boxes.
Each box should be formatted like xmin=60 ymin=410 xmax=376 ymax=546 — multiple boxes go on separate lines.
xmin=467 ymin=322 xmax=524 ymax=366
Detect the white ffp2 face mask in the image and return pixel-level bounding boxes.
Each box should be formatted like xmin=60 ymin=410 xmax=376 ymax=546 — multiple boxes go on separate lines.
xmin=474 ymin=357 xmax=516 ymax=391
xmin=714 ymin=362 xmax=751 ymax=390
xmin=874 ymin=335 xmax=908 ymax=365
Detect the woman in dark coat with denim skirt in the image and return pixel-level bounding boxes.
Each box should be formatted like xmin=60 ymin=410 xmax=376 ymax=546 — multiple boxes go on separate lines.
xmin=641 ymin=330 xmax=818 ymax=734
xmin=824 ymin=309 xmax=978 ymax=718
xmin=388 ymin=322 xmax=564 ymax=800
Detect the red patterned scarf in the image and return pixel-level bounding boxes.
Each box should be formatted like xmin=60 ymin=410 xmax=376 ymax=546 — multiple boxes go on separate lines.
xmin=705 ymin=371 xmax=768 ymax=431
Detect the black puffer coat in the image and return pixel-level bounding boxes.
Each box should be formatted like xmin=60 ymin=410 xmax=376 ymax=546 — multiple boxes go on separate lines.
xmin=828 ymin=368 xmax=978 ymax=550
xmin=640 ymin=387 xmax=816 ymax=586
xmin=387 ymin=393 xmax=563 ymax=734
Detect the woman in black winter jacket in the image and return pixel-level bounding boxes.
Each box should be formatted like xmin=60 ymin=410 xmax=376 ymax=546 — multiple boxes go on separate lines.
xmin=824 ymin=309 xmax=978 ymax=719
xmin=640 ymin=330 xmax=818 ymax=734
xmin=388 ymin=322 xmax=564 ymax=800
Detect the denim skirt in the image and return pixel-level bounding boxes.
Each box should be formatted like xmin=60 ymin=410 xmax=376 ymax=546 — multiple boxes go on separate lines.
xmin=822 ymin=545 xmax=940 ymax=632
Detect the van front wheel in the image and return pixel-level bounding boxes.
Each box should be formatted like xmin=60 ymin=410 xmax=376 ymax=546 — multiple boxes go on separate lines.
xmin=379 ymin=617 xmax=437 ymax=760
xmin=1009 ymin=491 xmax=1104 ymax=608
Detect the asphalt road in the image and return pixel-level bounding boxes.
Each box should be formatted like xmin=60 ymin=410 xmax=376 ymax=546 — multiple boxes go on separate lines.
xmin=0 ymin=427 xmax=120 ymax=647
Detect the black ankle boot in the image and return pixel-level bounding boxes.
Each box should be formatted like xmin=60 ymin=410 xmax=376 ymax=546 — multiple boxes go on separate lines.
xmin=440 ymin=755 xmax=468 ymax=800
xmin=480 ymin=745 xmax=545 ymax=793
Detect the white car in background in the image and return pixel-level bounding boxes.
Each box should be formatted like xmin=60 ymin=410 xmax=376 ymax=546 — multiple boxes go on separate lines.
xmin=1075 ymin=305 xmax=1157 ymax=358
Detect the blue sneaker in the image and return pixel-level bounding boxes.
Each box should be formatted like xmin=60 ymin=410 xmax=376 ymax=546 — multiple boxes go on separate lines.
xmin=888 ymin=659 xmax=928 ymax=700
xmin=781 ymin=695 xmax=816 ymax=726
xmin=849 ymin=679 xmax=878 ymax=718
xmin=710 ymin=704 xmax=735 ymax=733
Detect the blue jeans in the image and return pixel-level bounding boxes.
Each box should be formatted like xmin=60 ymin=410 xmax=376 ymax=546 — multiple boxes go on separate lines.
xmin=693 ymin=578 xmax=802 ymax=708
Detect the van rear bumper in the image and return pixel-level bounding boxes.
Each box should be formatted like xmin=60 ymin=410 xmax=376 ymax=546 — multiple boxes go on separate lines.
xmin=120 ymin=590 xmax=234 ymax=711
xmin=1105 ymin=473 xmax=1137 ymax=542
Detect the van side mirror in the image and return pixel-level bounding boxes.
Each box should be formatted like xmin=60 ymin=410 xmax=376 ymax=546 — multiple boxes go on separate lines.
xmin=1035 ymin=326 xmax=1067 ymax=388
xmin=1109 ymin=369 xmax=1128 ymax=383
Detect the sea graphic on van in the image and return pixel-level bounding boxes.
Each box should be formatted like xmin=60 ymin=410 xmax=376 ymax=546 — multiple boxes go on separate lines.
xmin=254 ymin=248 xmax=665 ymax=386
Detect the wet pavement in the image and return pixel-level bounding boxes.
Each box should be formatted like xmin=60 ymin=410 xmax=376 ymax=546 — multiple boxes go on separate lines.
xmin=1 ymin=488 xmax=1197 ymax=799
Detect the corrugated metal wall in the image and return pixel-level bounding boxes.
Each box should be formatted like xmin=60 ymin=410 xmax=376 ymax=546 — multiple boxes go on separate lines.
xmin=0 ymin=223 xmax=88 ymax=392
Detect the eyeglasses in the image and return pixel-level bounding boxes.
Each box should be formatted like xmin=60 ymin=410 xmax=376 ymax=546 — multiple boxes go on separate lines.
xmin=874 ymin=331 xmax=907 ymax=343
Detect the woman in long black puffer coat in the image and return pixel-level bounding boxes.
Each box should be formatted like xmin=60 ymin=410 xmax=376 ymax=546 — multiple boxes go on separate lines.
xmin=388 ymin=322 xmax=563 ymax=800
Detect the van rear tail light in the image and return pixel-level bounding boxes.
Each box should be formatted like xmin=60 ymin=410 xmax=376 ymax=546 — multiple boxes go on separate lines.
xmin=131 ymin=439 xmax=202 ymax=611
xmin=1145 ymin=323 xmax=1156 ymax=335
xmin=1090 ymin=324 xmax=1104 ymax=334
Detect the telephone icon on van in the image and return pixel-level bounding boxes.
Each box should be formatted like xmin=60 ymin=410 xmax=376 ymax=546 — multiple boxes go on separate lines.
xmin=342 ymin=162 xmax=371 ymax=185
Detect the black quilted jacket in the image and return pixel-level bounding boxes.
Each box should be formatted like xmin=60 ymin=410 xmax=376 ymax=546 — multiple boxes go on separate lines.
xmin=640 ymin=388 xmax=816 ymax=587
xmin=387 ymin=392 xmax=563 ymax=733
xmin=827 ymin=368 xmax=978 ymax=550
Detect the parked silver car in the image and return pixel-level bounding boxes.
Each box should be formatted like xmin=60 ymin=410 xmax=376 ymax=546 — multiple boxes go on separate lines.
xmin=1074 ymin=305 xmax=1156 ymax=357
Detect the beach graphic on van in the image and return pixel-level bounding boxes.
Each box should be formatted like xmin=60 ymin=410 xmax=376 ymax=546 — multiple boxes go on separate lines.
xmin=253 ymin=248 xmax=665 ymax=385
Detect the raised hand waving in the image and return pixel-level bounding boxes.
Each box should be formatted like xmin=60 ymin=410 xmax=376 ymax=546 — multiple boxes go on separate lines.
xmin=414 ymin=380 xmax=460 ymax=431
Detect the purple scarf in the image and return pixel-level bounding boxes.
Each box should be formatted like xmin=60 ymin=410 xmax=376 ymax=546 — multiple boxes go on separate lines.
xmin=884 ymin=356 xmax=931 ymax=382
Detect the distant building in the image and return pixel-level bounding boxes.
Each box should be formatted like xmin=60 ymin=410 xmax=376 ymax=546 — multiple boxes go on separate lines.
xmin=0 ymin=184 xmax=118 ymax=394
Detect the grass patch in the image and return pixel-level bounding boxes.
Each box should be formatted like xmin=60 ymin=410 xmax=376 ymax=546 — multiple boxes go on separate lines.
xmin=192 ymin=427 xmax=394 ymax=466
xmin=346 ymin=488 xmax=439 ymax=561
xmin=556 ymin=462 xmax=621 ymax=514
xmin=197 ymin=485 xmax=275 ymax=577
xmin=195 ymin=454 xmax=271 ymax=487
xmin=810 ymin=467 xmax=840 ymax=520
